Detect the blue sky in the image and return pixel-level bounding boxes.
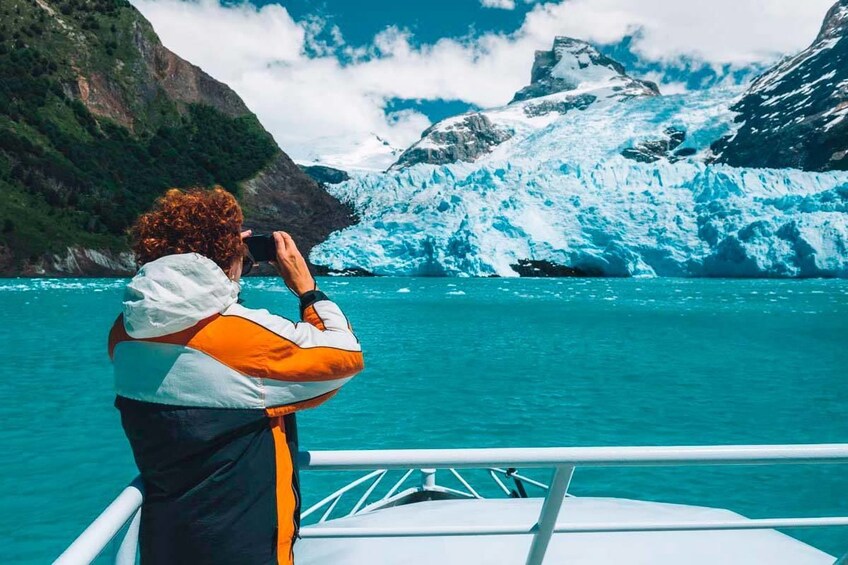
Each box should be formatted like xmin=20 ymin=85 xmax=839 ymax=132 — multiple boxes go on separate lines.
xmin=134 ymin=0 xmax=836 ymax=168
xmin=268 ymin=0 xmax=532 ymax=122
xmin=245 ymin=0 xmax=535 ymax=46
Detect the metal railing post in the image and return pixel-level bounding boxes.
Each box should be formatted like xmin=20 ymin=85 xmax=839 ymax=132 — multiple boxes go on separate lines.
xmin=420 ymin=468 xmax=436 ymax=489
xmin=525 ymin=466 xmax=574 ymax=565
xmin=54 ymin=477 xmax=144 ymax=565
xmin=114 ymin=508 xmax=141 ymax=565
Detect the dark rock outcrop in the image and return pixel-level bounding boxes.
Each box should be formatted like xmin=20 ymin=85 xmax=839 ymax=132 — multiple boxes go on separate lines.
xmin=312 ymin=265 xmax=376 ymax=277
xmin=511 ymin=259 xmax=602 ymax=277
xmin=621 ymin=127 xmax=689 ymax=163
xmin=299 ymin=164 xmax=351 ymax=185
xmin=521 ymin=93 xmax=597 ymax=118
xmin=711 ymin=0 xmax=848 ymax=171
xmin=391 ymin=114 xmax=513 ymax=169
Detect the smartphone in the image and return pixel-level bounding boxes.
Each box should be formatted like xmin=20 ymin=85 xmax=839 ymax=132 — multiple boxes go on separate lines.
xmin=244 ymin=234 xmax=277 ymax=262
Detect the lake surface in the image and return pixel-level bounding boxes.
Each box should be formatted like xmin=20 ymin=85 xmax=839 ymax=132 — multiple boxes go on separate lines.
xmin=0 ymin=277 xmax=846 ymax=562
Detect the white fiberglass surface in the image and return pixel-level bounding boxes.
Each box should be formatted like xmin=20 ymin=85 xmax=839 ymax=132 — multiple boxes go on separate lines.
xmin=296 ymin=497 xmax=834 ymax=565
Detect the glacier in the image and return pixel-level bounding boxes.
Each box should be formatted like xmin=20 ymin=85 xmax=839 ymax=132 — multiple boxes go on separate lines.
xmin=311 ymin=87 xmax=848 ymax=278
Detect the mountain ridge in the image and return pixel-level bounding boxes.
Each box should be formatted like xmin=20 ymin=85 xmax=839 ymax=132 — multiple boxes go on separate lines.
xmin=0 ymin=0 xmax=352 ymax=276
xmin=710 ymin=0 xmax=848 ymax=171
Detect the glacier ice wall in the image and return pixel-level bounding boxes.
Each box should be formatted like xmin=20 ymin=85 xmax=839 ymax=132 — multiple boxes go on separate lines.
xmin=311 ymin=88 xmax=848 ymax=277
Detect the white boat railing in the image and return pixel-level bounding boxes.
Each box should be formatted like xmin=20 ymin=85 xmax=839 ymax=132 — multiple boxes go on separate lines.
xmin=54 ymin=444 xmax=848 ymax=565
xmin=300 ymin=465 xmax=561 ymax=523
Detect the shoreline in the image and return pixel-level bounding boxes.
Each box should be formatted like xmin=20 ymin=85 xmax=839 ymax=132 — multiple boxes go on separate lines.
xmin=1 ymin=274 xmax=846 ymax=281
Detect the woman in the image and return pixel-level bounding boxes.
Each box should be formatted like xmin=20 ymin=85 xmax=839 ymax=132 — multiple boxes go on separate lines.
xmin=108 ymin=187 xmax=364 ymax=564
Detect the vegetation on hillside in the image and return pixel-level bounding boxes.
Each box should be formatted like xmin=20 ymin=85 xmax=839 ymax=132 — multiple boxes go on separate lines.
xmin=0 ymin=0 xmax=278 ymax=268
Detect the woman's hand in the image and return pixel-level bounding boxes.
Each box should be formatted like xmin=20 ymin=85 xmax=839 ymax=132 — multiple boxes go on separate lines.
xmin=272 ymin=231 xmax=316 ymax=297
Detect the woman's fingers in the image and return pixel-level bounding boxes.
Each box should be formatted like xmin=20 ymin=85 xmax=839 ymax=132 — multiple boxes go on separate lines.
xmin=273 ymin=231 xmax=288 ymax=255
xmin=280 ymin=232 xmax=295 ymax=249
xmin=240 ymin=229 xmax=253 ymax=239
xmin=276 ymin=231 xmax=303 ymax=259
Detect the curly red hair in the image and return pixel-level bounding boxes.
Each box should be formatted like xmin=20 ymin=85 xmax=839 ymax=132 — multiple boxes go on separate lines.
xmin=131 ymin=187 xmax=244 ymax=270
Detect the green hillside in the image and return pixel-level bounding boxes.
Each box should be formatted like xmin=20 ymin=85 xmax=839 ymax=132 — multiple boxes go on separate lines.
xmin=0 ymin=0 xmax=278 ymax=272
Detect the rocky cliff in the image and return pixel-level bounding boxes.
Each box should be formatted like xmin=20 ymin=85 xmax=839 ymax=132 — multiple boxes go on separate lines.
xmin=711 ymin=0 xmax=848 ymax=171
xmin=390 ymin=114 xmax=514 ymax=169
xmin=0 ymin=0 xmax=352 ymax=276
xmin=390 ymin=37 xmax=659 ymax=170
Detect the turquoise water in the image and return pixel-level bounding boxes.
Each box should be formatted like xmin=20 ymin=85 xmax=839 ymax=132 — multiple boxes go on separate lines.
xmin=0 ymin=277 xmax=846 ymax=562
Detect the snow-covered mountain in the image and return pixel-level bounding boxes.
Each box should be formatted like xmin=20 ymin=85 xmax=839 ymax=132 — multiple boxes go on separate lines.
xmin=310 ymin=2 xmax=848 ymax=278
xmin=712 ymin=0 xmax=848 ymax=171
xmin=391 ymin=37 xmax=658 ymax=170
xmin=511 ymin=37 xmax=659 ymax=104
xmin=302 ymin=133 xmax=405 ymax=172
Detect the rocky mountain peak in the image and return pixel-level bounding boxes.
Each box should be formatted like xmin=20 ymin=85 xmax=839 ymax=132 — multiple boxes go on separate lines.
xmin=711 ymin=0 xmax=848 ymax=171
xmin=511 ymin=36 xmax=659 ymax=104
xmin=390 ymin=36 xmax=659 ymax=170
xmin=816 ymin=0 xmax=848 ymax=42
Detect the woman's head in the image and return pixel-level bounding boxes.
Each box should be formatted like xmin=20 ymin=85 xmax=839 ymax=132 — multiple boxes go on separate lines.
xmin=131 ymin=187 xmax=244 ymax=276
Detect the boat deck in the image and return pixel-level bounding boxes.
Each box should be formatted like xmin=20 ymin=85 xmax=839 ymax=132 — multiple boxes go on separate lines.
xmin=298 ymin=496 xmax=833 ymax=564
xmin=54 ymin=445 xmax=848 ymax=565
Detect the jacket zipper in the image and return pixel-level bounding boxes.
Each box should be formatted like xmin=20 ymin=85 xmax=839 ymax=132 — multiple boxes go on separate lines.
xmin=290 ymin=468 xmax=301 ymax=561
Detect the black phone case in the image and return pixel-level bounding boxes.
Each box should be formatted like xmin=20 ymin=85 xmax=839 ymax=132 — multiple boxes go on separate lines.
xmin=245 ymin=235 xmax=276 ymax=262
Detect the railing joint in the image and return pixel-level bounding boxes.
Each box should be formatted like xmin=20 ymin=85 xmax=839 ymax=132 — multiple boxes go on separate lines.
xmin=525 ymin=465 xmax=574 ymax=565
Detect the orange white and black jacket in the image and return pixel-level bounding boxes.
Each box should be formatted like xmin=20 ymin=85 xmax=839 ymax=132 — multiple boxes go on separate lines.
xmin=108 ymin=253 xmax=364 ymax=565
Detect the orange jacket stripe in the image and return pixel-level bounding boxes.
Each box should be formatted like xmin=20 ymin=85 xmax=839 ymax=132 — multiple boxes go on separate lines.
xmin=302 ymin=304 xmax=327 ymax=330
xmin=108 ymin=313 xmax=219 ymax=359
xmin=265 ymin=389 xmax=339 ymax=418
xmin=271 ymin=418 xmax=296 ymax=565
xmin=186 ymin=315 xmax=363 ymax=383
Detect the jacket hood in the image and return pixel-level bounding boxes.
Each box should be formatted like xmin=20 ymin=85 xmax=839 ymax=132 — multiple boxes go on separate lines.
xmin=123 ymin=253 xmax=240 ymax=339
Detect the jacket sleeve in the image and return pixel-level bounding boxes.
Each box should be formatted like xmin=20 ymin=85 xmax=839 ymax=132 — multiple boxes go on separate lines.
xmin=220 ymin=292 xmax=364 ymax=384
xmin=109 ymin=292 xmax=362 ymax=414
xmin=298 ymin=290 xmax=357 ymax=338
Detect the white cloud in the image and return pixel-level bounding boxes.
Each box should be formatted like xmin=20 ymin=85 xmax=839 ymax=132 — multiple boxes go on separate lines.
xmin=521 ymin=0 xmax=836 ymax=64
xmin=131 ymin=0 xmax=837 ymax=169
xmin=481 ymin=0 xmax=516 ymax=9
xmin=134 ymin=0 xmax=303 ymax=75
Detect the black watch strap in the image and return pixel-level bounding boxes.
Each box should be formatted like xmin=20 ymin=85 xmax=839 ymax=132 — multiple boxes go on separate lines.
xmin=299 ymin=289 xmax=328 ymax=316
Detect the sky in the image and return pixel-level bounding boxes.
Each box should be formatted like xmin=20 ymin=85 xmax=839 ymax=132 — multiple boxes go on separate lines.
xmin=131 ymin=0 xmax=837 ymax=168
